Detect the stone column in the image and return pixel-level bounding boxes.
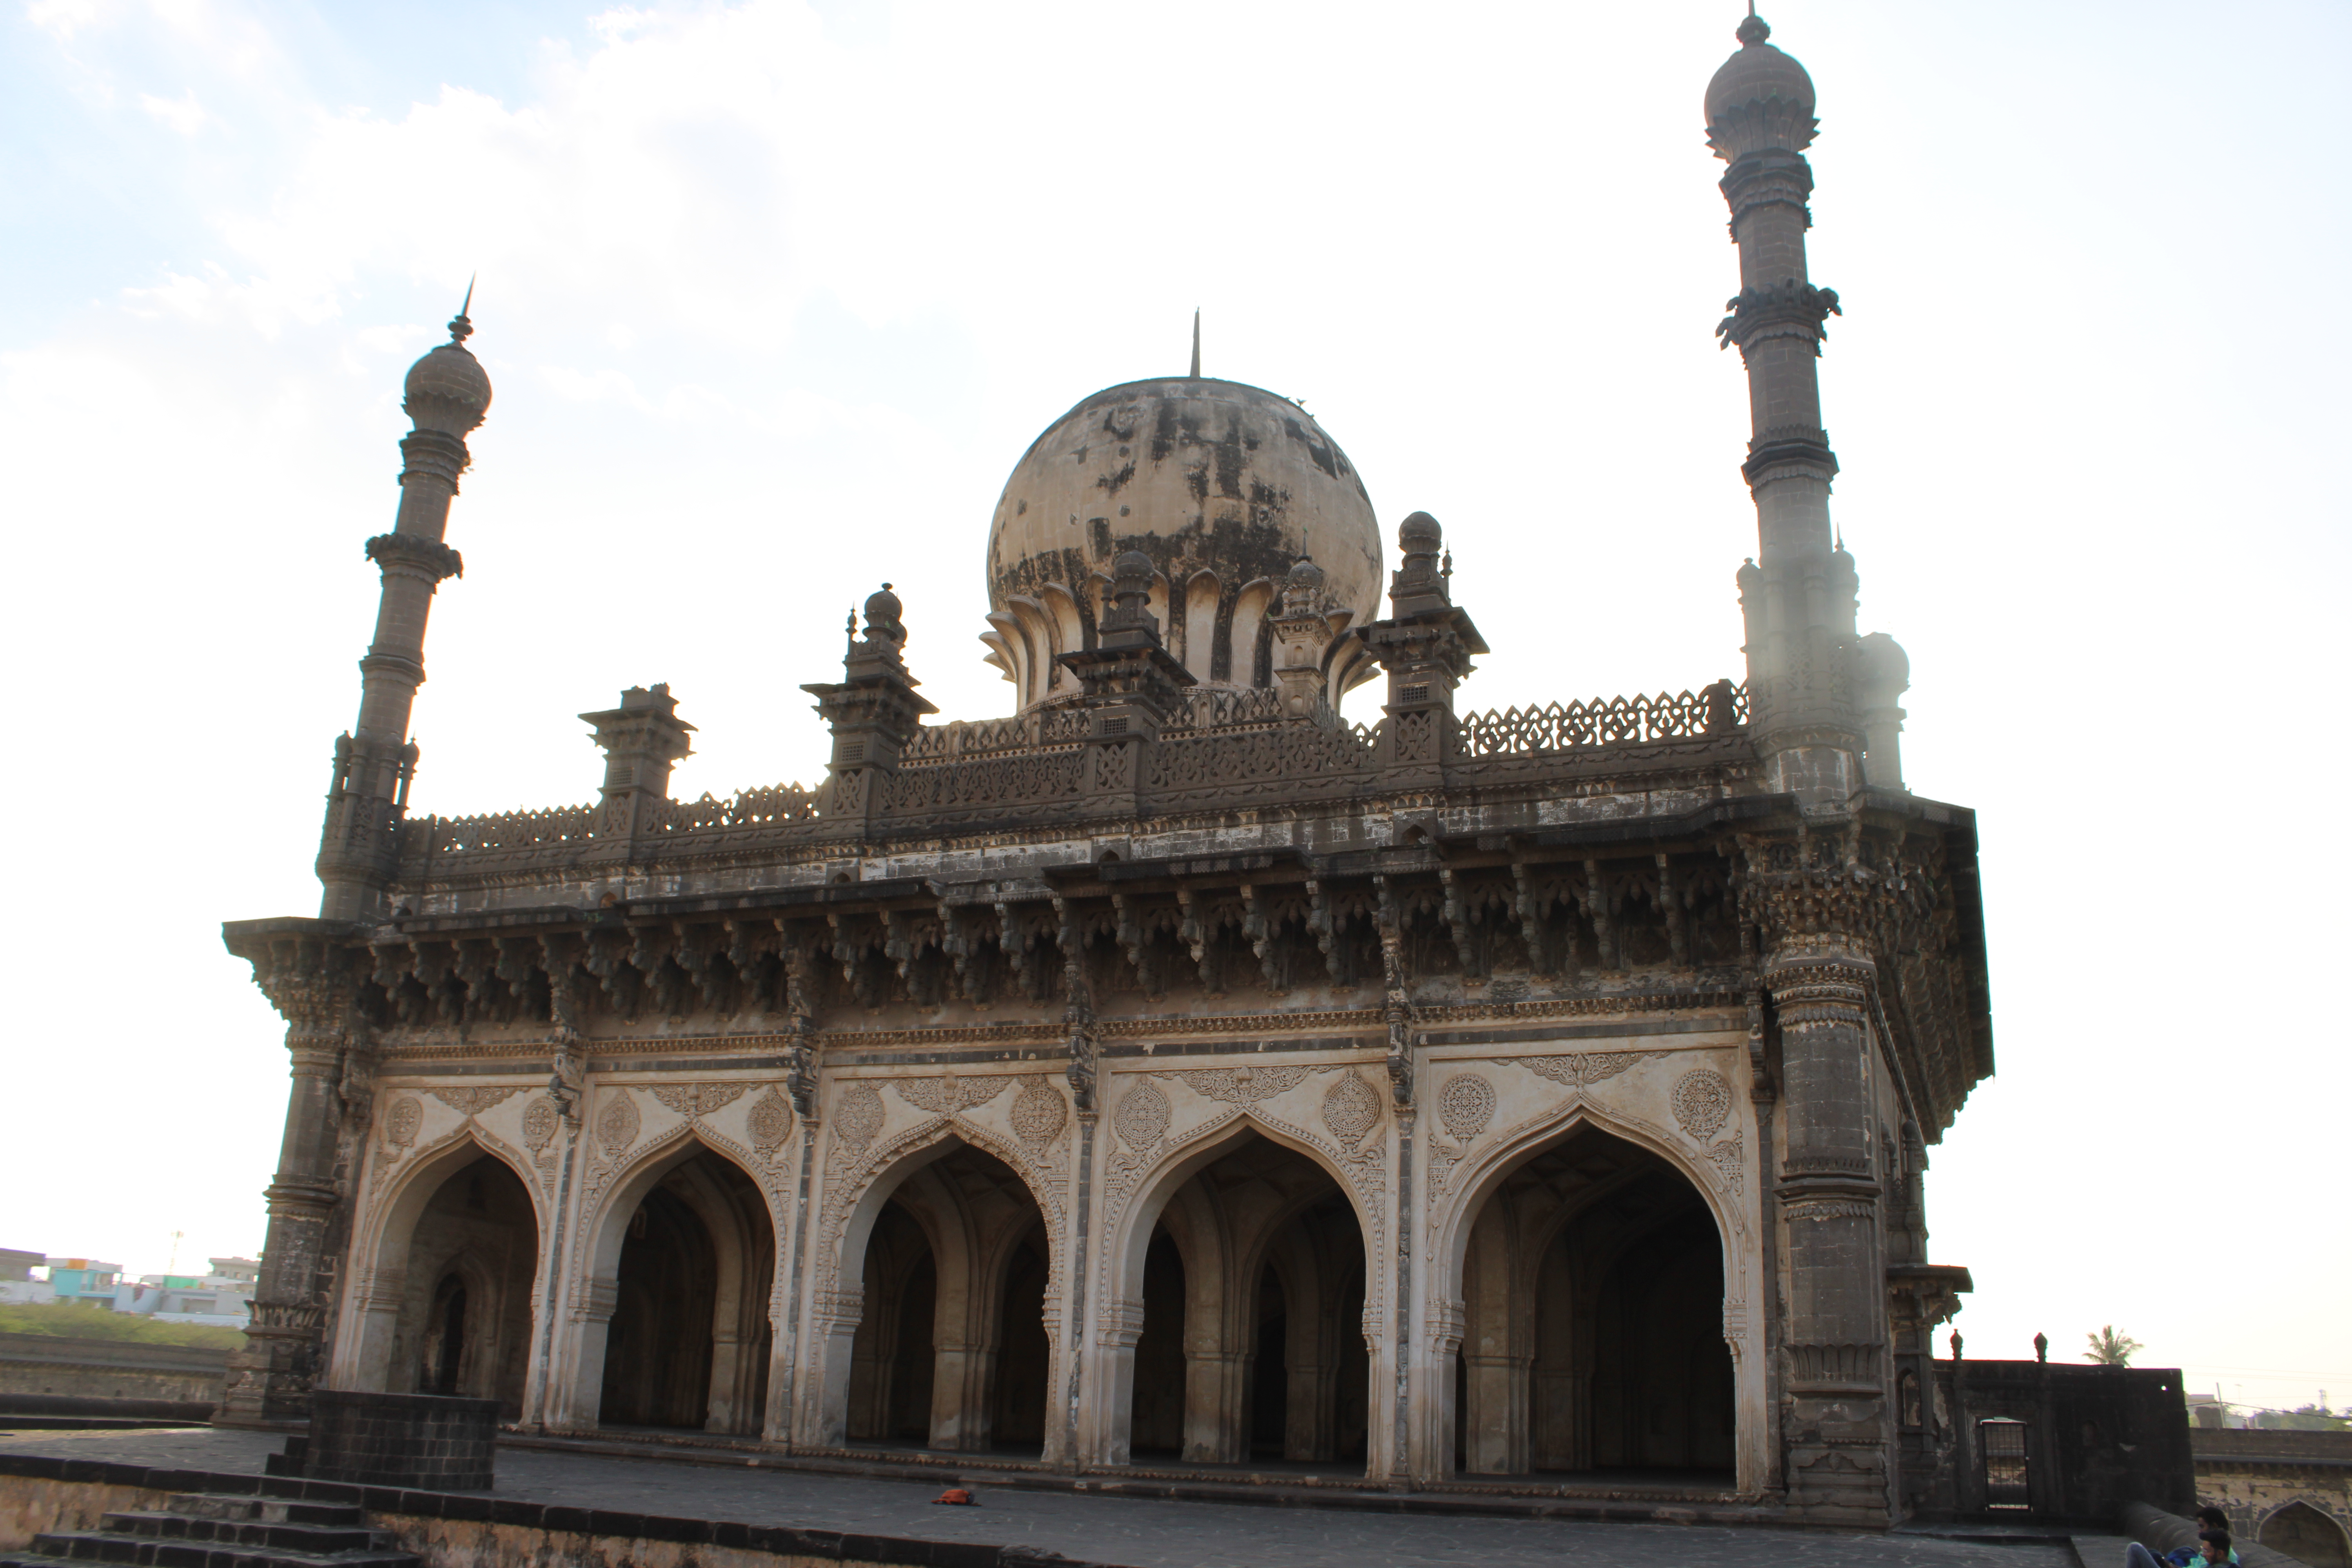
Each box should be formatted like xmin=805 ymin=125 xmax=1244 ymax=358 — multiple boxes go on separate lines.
xmin=1766 ymin=943 xmax=1892 ymax=1525
xmin=218 ymin=926 xmax=364 ymax=1425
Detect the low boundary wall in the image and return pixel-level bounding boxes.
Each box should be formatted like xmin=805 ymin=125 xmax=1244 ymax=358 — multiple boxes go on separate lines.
xmin=0 ymin=1452 xmax=1113 ymax=1568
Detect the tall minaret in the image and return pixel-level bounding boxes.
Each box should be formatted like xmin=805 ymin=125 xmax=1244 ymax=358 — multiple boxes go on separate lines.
xmin=316 ymin=297 xmax=492 ymax=920
xmin=1709 ymin=15 xmax=1906 ymax=801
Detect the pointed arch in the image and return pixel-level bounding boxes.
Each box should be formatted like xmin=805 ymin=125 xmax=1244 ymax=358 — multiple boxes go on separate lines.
xmin=1094 ymin=1101 xmax=1381 ymax=1469
xmin=799 ymin=1111 xmax=1068 ymax=1457
xmin=1427 ymin=1088 xmax=1757 ymax=1490
xmin=557 ymin=1124 xmax=779 ymax=1436
xmin=339 ymin=1127 xmax=544 ymax=1408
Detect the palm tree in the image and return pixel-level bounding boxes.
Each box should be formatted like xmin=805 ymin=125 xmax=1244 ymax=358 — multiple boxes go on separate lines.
xmin=2085 ymin=1326 xmax=2143 ymax=1366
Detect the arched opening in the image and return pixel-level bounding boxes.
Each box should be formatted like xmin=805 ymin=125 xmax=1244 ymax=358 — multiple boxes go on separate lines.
xmin=1454 ymin=1122 xmax=1733 ymax=1483
xmin=385 ymin=1153 xmax=536 ymax=1416
xmin=840 ymin=1142 xmax=1052 ymax=1457
xmin=2261 ymin=1502 xmax=2352 ymax=1568
xmin=1120 ymin=1130 xmax=1368 ymax=1473
xmin=595 ymin=1145 xmax=775 ymax=1434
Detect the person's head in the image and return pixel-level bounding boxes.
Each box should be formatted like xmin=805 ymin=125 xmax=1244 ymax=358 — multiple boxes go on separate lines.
xmin=2195 ymin=1506 xmax=2230 ymax=1531
xmin=2197 ymin=1528 xmax=2232 ymax=1563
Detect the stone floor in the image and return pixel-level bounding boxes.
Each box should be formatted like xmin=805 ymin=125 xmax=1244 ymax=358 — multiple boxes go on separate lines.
xmin=0 ymin=1425 xmax=2080 ymax=1568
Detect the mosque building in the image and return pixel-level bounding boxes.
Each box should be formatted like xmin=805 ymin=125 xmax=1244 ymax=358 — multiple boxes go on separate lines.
xmin=223 ymin=14 xmax=1993 ymax=1525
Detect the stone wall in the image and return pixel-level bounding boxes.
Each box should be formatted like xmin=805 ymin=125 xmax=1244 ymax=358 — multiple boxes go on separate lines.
xmin=0 ymin=1453 xmax=1121 ymax=1568
xmin=1918 ymin=1361 xmax=2196 ymax=1524
xmin=2193 ymin=1428 xmax=2352 ymax=1567
xmin=0 ymin=1333 xmax=230 ymax=1407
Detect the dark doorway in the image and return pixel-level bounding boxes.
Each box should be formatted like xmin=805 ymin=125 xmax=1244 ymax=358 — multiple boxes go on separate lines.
xmin=1250 ymin=1265 xmax=1287 ymax=1458
xmin=601 ymin=1184 xmax=718 ymax=1427
xmin=1129 ymin=1230 xmax=1186 ymax=1456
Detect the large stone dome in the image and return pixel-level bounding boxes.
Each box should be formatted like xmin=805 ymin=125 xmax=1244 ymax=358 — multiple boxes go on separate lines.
xmin=982 ymin=376 xmax=1382 ymax=710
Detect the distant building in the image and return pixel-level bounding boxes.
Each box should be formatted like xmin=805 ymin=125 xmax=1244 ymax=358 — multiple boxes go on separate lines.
xmin=115 ymin=1259 xmax=258 ymax=1328
xmin=43 ymin=1259 xmax=123 ymax=1307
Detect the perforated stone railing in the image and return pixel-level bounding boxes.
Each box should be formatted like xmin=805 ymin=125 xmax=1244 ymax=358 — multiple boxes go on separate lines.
xmin=421 ymin=802 xmax=600 ymax=855
xmin=1160 ymin=685 xmax=1292 ymax=734
xmin=898 ymin=707 xmax=1089 ymax=765
xmin=1455 ymin=682 xmax=1746 ymax=757
xmin=644 ymin=783 xmax=821 ymax=833
xmin=409 ymin=682 xmax=1746 ymax=866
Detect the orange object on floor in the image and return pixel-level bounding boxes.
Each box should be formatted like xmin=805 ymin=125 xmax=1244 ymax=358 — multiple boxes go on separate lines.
xmin=933 ymin=1488 xmax=976 ymax=1506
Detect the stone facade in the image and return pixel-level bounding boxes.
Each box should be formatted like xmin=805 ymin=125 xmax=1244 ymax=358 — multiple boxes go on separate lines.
xmin=2194 ymin=1430 xmax=2352 ymax=1568
xmin=218 ymin=15 xmax=1994 ymax=1529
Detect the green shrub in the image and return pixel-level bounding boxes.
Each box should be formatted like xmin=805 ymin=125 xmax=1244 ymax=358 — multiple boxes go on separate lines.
xmin=0 ymin=1301 xmax=245 ymax=1351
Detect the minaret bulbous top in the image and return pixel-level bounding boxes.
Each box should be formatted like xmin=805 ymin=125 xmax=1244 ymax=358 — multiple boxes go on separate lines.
xmin=403 ymin=307 xmax=492 ymax=436
xmin=1705 ymin=12 xmax=1819 ymax=160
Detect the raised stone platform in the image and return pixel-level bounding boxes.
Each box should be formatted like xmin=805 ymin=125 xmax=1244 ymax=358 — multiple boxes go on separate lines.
xmin=1 ymin=1425 xmax=2078 ymax=1568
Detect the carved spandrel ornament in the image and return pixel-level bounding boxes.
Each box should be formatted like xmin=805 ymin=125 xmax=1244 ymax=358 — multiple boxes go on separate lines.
xmin=430 ymin=1085 xmax=521 ymax=1118
xmin=747 ymin=1086 xmax=794 ymax=1158
xmin=1670 ymin=1069 xmax=1733 ymax=1141
xmin=649 ymin=1081 xmax=751 ymax=1120
xmin=1320 ymin=1068 xmax=1382 ymax=1151
xmin=834 ymin=1081 xmax=886 ymax=1153
xmin=1437 ymin=1071 xmax=1495 ymax=1140
xmin=1010 ymin=1076 xmax=1069 ymax=1149
xmin=1113 ymin=1077 xmax=1170 ymax=1150
xmin=594 ymin=1091 xmax=640 ymax=1162
xmin=383 ymin=1096 xmax=422 ymax=1148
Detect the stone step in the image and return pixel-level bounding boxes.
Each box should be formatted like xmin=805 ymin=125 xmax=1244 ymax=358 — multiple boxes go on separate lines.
xmin=24 ymin=1530 xmax=419 ymax=1568
xmin=161 ymin=1496 xmax=365 ymax=1529
xmin=100 ymin=1513 xmax=387 ymax=1555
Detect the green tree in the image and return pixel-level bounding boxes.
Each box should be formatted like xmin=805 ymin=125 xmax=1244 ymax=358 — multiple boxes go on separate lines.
xmin=2085 ymin=1325 xmax=2143 ymax=1366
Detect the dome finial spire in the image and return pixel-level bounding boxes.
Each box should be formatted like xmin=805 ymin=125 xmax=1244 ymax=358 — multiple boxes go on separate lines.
xmin=1189 ymin=308 xmax=1201 ymax=378
xmin=1736 ymin=6 xmax=1770 ymax=45
xmin=448 ymin=274 xmax=476 ymax=345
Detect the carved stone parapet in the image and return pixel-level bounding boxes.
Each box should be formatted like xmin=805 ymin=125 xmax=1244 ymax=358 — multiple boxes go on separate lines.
xmin=364 ymin=532 xmax=464 ymax=585
xmin=1715 ymin=279 xmax=1842 ymax=358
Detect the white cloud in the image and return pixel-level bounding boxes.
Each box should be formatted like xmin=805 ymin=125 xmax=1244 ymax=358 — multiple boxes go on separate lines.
xmin=138 ymin=86 xmax=211 ymax=133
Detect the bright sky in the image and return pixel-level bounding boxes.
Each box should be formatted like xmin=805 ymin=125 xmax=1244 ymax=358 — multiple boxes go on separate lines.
xmin=3 ymin=0 xmax=2345 ymax=1415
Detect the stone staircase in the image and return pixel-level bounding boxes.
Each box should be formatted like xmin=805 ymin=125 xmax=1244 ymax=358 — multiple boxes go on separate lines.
xmin=0 ymin=1488 xmax=419 ymax=1568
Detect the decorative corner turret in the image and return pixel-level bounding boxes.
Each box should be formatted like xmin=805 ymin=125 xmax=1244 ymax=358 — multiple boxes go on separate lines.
xmin=1268 ymin=557 xmax=1338 ymax=717
xmin=1056 ymin=550 xmax=1195 ymax=742
xmin=804 ymin=584 xmax=939 ymax=832
xmin=1357 ymin=512 xmax=1487 ymax=777
xmin=580 ymin=682 xmax=696 ymax=843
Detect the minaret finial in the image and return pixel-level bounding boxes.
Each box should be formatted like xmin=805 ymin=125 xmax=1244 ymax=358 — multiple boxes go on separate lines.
xmin=448 ymin=275 xmax=476 ymax=345
xmin=1189 ymin=308 xmax=1201 ymax=378
xmin=1736 ymin=7 xmax=1770 ymax=44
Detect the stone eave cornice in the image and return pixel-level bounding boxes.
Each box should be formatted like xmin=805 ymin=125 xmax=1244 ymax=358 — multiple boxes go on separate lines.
xmin=368 ymin=981 xmax=1754 ymax=1063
